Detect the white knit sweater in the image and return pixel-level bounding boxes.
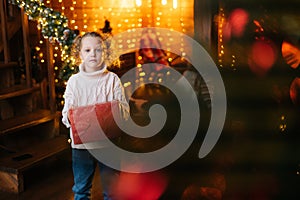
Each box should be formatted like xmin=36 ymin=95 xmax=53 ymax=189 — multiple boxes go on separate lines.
xmin=62 ymin=64 xmax=129 ymax=149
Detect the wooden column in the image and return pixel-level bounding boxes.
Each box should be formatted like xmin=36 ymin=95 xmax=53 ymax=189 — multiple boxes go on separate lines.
xmin=46 ymin=40 xmax=56 ymax=113
xmin=0 ymin=0 xmax=10 ymax=62
xmin=21 ymin=7 xmax=32 ymax=87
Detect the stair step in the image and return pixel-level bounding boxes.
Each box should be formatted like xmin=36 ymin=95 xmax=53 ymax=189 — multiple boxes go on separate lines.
xmin=0 ymin=135 xmax=70 ymax=193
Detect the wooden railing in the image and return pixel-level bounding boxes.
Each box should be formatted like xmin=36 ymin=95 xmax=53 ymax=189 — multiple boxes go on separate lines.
xmin=0 ymin=0 xmax=69 ymax=193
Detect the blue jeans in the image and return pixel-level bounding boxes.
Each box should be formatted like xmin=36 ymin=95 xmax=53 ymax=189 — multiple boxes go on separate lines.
xmin=72 ymin=148 xmax=119 ymax=200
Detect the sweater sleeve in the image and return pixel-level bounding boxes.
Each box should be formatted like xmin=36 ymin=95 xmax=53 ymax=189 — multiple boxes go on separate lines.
xmin=62 ymin=78 xmax=75 ymax=128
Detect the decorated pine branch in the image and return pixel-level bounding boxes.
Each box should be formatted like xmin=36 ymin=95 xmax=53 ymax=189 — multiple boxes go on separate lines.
xmin=9 ymin=0 xmax=79 ymax=81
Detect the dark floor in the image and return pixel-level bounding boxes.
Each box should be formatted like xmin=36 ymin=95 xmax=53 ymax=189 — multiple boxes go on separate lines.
xmin=1 ymin=84 xmax=300 ymax=199
xmin=0 ymin=151 xmax=68 ymax=200
xmin=0 ymin=150 xmax=105 ymax=200
xmin=0 ymin=143 xmax=299 ymax=200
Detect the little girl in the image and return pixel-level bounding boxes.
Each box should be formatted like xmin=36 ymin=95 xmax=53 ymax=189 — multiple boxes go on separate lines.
xmin=62 ymin=31 xmax=129 ymax=200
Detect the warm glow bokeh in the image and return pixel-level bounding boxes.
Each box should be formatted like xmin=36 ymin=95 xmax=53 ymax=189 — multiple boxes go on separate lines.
xmin=220 ymin=8 xmax=249 ymax=42
xmin=282 ymin=41 xmax=300 ymax=69
xmin=42 ymin=0 xmax=194 ymax=86
xmin=228 ymin=8 xmax=249 ymax=38
xmin=248 ymin=39 xmax=277 ymax=77
xmin=290 ymin=77 xmax=300 ymax=106
xmin=49 ymin=0 xmax=194 ymax=37
xmin=113 ymin=170 xmax=168 ymax=200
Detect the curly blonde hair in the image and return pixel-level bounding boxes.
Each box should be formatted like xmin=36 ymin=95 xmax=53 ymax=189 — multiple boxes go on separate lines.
xmin=71 ymin=31 xmax=120 ymax=68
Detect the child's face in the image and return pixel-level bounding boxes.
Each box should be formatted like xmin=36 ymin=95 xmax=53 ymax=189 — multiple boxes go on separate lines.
xmin=80 ymin=36 xmax=104 ymax=72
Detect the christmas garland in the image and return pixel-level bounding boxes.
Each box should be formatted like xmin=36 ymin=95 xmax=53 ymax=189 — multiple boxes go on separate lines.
xmin=9 ymin=0 xmax=79 ymax=81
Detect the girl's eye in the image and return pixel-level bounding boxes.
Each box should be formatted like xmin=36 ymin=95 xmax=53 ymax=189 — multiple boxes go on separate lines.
xmin=84 ymin=49 xmax=90 ymax=52
xmin=96 ymin=48 xmax=102 ymax=52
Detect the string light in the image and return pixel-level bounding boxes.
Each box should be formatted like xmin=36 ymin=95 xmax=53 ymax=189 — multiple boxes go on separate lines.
xmin=13 ymin=0 xmax=193 ymax=97
xmin=173 ymin=0 xmax=177 ymax=9
xmin=218 ymin=7 xmax=225 ymax=68
xmin=136 ymin=0 xmax=142 ymax=7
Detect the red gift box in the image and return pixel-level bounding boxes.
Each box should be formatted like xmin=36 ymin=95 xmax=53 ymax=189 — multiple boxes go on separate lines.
xmin=68 ymin=100 xmax=123 ymax=144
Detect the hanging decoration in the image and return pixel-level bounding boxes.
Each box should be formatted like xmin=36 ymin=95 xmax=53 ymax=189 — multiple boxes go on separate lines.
xmin=9 ymin=0 xmax=79 ymax=81
xmin=10 ymin=0 xmax=77 ymax=46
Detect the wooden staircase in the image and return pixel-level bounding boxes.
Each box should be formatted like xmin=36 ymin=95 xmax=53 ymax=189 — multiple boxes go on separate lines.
xmin=0 ymin=0 xmax=69 ymax=193
xmin=0 ymin=3 xmax=21 ymax=53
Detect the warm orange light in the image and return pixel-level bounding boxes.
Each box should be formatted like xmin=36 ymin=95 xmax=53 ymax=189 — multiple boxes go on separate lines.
xmin=113 ymin=170 xmax=168 ymax=200
xmin=290 ymin=77 xmax=300 ymax=106
xmin=248 ymin=39 xmax=277 ymax=77
xmin=282 ymin=41 xmax=300 ymax=69
xmin=229 ymin=9 xmax=249 ymax=37
xmin=136 ymin=0 xmax=142 ymax=7
xmin=173 ymin=0 xmax=177 ymax=9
